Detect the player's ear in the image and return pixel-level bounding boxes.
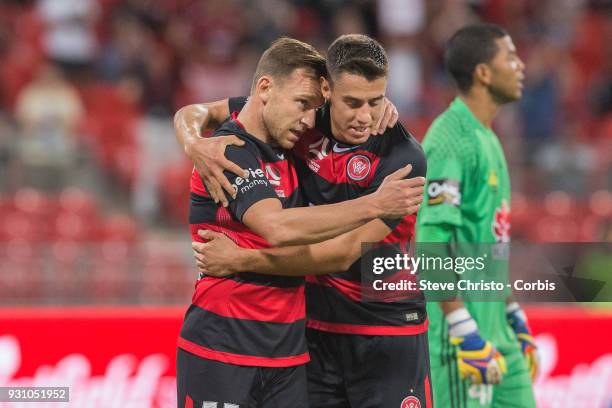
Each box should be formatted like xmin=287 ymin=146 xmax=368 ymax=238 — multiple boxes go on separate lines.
xmin=256 ymin=75 xmax=273 ymax=103
xmin=320 ymin=76 xmax=331 ymax=101
xmin=474 ymin=63 xmax=492 ymax=87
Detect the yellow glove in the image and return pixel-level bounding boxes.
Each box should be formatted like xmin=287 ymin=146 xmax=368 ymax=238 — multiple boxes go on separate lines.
xmin=451 ymin=333 xmax=508 ymax=384
xmin=447 ymin=307 xmax=507 ymax=385
xmin=507 ymin=302 xmax=539 ymax=380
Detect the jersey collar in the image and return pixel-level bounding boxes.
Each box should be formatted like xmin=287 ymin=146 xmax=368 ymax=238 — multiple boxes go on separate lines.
xmin=450 ymin=97 xmax=490 ymax=134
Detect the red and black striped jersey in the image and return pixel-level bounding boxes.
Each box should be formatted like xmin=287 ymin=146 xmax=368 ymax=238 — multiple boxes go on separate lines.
xmin=179 ymin=115 xmax=309 ymax=367
xmin=228 ymin=97 xmax=428 ymax=336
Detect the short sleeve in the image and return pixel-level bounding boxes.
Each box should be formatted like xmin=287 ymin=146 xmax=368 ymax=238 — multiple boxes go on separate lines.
xmin=221 ymin=144 xmax=278 ymax=221
xmin=417 ymin=123 xmax=473 ymax=228
xmin=364 ymin=124 xmax=427 ymax=230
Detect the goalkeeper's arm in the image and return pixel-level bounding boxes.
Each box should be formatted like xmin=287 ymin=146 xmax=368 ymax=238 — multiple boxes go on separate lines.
xmin=418 ymin=223 xmax=506 ymax=385
xmin=506 ymin=298 xmax=539 ymax=380
xmin=444 ymin=302 xmax=507 ymax=385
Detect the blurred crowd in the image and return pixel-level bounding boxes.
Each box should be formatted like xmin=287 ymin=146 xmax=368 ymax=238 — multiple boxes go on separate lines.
xmin=0 ymin=0 xmax=610 ymax=303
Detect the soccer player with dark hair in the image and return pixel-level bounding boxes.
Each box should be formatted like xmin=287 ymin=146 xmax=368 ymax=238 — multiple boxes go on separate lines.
xmin=416 ymin=24 xmax=538 ymax=407
xmin=175 ymin=34 xmax=432 ymax=407
xmin=177 ymin=37 xmax=423 ymax=408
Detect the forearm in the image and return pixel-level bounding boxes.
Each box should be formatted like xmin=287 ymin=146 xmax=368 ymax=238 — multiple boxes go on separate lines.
xmin=174 ymin=104 xmax=210 ymax=151
xmin=173 ymin=100 xmax=229 ymax=153
xmin=440 ymin=300 xmax=467 ymax=316
xmin=271 ymin=195 xmax=381 ymax=246
xmin=235 ymin=220 xmax=391 ymax=276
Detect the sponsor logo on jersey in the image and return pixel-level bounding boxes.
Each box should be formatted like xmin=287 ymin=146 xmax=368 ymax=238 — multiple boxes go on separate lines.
xmin=264 ymin=164 xmax=286 ymax=197
xmin=405 ymin=312 xmax=419 ymax=322
xmin=427 ymin=179 xmax=461 ymax=206
xmin=264 ymin=164 xmax=281 ymax=186
xmin=231 ymin=168 xmax=267 ymax=194
xmin=307 ymin=137 xmax=330 ymax=173
xmin=400 ymin=395 xmax=421 ymax=408
xmin=308 ymin=137 xmax=330 ymax=160
xmin=492 ymin=199 xmax=510 ymax=243
xmin=347 ymin=155 xmax=371 ymax=181
xmin=201 ymin=402 xmax=239 ymax=408
xmin=333 ymin=143 xmax=359 ymax=154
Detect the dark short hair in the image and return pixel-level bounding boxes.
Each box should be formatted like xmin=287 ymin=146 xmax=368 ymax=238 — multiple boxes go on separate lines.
xmin=252 ymin=37 xmax=327 ymax=91
xmin=444 ymin=23 xmax=508 ymax=92
xmin=326 ymin=34 xmax=388 ymax=82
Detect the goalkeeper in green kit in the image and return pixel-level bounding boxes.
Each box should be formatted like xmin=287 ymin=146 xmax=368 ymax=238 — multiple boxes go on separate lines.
xmin=416 ymin=24 xmax=538 ymax=407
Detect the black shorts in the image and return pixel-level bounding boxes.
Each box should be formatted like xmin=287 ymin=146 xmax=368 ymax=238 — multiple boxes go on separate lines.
xmin=177 ymin=348 xmax=308 ymax=408
xmin=306 ymin=328 xmax=433 ymax=408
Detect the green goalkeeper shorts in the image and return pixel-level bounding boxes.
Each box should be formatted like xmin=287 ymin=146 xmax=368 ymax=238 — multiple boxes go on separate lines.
xmin=430 ymin=349 xmax=536 ymax=408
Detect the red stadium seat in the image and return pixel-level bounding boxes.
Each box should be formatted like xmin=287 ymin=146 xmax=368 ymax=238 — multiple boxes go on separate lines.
xmin=159 ymin=160 xmax=193 ymax=223
xmin=101 ymin=214 xmax=139 ymax=243
xmin=58 ymin=187 xmax=99 ymax=218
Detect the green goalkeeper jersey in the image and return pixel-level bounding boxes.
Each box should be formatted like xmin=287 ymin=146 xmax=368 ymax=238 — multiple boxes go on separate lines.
xmin=416 ymin=97 xmax=518 ymax=356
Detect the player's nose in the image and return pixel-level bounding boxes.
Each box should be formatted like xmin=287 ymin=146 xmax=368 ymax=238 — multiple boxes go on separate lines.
xmin=356 ymin=105 xmax=373 ymax=125
xmin=300 ymin=109 xmax=316 ymax=129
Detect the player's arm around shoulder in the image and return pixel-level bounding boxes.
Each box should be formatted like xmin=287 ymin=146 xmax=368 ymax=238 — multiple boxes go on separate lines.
xmin=194 ymin=217 xmax=394 ymax=278
xmin=174 ymin=97 xmax=250 ymax=206
xmin=243 ymin=163 xmax=423 ymax=247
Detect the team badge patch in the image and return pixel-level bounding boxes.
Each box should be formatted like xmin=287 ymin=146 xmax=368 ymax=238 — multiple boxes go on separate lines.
xmin=347 ymin=155 xmax=371 ymax=181
xmin=492 ymin=199 xmax=511 ymax=243
xmin=400 ymin=395 xmax=421 ymax=408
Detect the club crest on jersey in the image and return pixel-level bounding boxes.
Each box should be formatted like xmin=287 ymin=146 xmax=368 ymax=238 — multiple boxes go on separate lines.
xmin=347 ymin=155 xmax=371 ymax=181
xmin=492 ymin=199 xmax=510 ymax=243
xmin=400 ymin=395 xmax=421 ymax=408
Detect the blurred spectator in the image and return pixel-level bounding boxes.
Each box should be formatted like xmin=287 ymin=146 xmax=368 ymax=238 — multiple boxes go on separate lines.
xmin=14 ymin=63 xmax=84 ymax=190
xmin=132 ymin=116 xmax=182 ymax=223
xmin=37 ymin=0 xmax=100 ymax=79
xmin=377 ymin=0 xmax=425 ymax=114
xmin=536 ymin=125 xmax=597 ymax=197
xmin=518 ymin=40 xmax=561 ymax=155
xmin=95 ymin=13 xmax=151 ymax=83
xmin=0 ymin=112 xmax=16 ymax=191
xmin=589 ymin=47 xmax=612 ymax=116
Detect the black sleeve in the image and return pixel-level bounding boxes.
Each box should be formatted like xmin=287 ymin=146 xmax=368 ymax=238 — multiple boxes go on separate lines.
xmin=228 ymin=96 xmax=248 ymax=115
xmin=221 ymin=143 xmax=279 ymax=221
xmin=364 ymin=124 xmax=427 ymax=230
